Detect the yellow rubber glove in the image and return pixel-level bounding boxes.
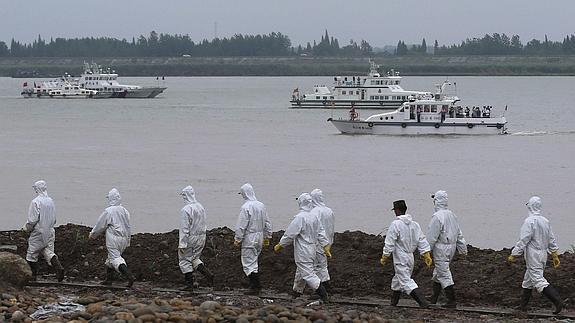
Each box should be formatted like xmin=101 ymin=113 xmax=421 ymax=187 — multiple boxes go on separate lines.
xmin=274 ymin=244 xmax=283 ymax=254
xmin=263 ymin=239 xmax=270 ymax=247
xmin=380 ymin=255 xmax=389 ymax=267
xmin=507 ymin=255 xmax=516 ymax=263
xmin=234 ymin=240 xmax=241 ymax=248
xmin=423 ymin=251 xmax=433 ymax=268
xmin=551 ymin=251 xmax=560 ymax=268
xmin=323 ymin=245 xmax=332 ymax=258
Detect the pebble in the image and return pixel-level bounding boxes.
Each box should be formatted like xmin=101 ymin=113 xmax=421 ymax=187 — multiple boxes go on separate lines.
xmin=11 ymin=310 xmax=25 ymax=321
xmin=199 ymin=300 xmax=221 ymax=314
xmin=1 ymin=293 xmax=15 ymax=300
xmin=133 ymin=306 xmax=156 ymax=317
xmin=86 ymin=302 xmax=103 ymax=314
xmin=115 ymin=311 xmax=135 ymax=320
xmin=138 ymin=313 xmax=157 ymax=321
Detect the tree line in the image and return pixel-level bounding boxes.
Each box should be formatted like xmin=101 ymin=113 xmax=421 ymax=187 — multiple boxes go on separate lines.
xmin=0 ymin=30 xmax=373 ymax=58
xmin=2 ymin=31 xmax=575 ymax=57
xmin=397 ymin=33 xmax=575 ymax=56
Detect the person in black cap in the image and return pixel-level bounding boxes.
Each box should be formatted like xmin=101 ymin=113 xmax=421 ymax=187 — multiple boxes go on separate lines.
xmin=380 ymin=200 xmax=433 ymax=308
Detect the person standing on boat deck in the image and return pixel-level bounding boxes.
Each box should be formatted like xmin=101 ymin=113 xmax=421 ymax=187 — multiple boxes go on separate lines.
xmin=274 ymin=193 xmax=332 ymax=303
xmin=416 ymin=106 xmax=422 ymax=123
xmin=310 ymin=189 xmax=335 ymax=292
xmin=507 ymin=196 xmax=563 ymax=314
xmin=234 ymin=183 xmax=272 ymax=295
xmin=178 ymin=185 xmax=214 ymax=291
xmin=380 ymin=200 xmax=432 ymax=308
xmin=89 ymin=188 xmax=135 ymax=287
xmin=24 ymin=180 xmax=65 ymax=282
xmin=427 ymin=191 xmax=467 ymax=308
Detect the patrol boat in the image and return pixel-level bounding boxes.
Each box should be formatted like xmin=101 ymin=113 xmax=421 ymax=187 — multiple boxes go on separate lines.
xmin=21 ymin=80 xmax=98 ymax=98
xmin=290 ymin=61 xmax=429 ymax=109
xmin=76 ymin=62 xmax=167 ymax=98
xmin=327 ymin=82 xmax=508 ymax=135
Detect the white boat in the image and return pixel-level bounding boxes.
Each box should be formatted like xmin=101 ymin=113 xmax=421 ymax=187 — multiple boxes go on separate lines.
xmin=76 ymin=63 xmax=167 ymax=98
xmin=21 ymin=81 xmax=98 ymax=99
xmin=328 ymin=82 xmax=507 ymax=135
xmin=290 ymin=61 xmax=430 ymax=109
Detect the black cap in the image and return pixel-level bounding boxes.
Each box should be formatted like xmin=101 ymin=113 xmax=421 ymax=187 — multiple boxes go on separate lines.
xmin=391 ymin=200 xmax=407 ymax=210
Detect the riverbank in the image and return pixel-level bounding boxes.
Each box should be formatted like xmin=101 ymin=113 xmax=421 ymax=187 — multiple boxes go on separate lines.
xmin=4 ymin=56 xmax=575 ymax=77
xmin=1 ymin=223 xmax=573 ymax=317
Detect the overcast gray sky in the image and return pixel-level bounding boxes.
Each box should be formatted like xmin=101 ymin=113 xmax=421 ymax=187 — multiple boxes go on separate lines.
xmin=1 ymin=0 xmax=573 ymax=47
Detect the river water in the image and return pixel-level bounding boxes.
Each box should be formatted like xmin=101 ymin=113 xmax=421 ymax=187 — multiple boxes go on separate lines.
xmin=0 ymin=76 xmax=574 ymax=250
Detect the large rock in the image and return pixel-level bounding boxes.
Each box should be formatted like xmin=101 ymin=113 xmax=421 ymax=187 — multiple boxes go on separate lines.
xmin=0 ymin=252 xmax=32 ymax=289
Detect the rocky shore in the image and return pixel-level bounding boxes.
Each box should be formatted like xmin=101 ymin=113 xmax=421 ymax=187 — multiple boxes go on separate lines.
xmin=1 ymin=224 xmax=573 ymax=321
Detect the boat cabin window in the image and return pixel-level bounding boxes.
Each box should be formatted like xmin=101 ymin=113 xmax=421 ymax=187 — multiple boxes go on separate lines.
xmin=316 ymin=96 xmax=320 ymax=99
xmin=323 ymin=96 xmax=328 ymax=99
xmin=424 ymin=105 xmax=430 ymax=112
xmin=431 ymin=105 xmax=437 ymax=112
xmin=384 ymin=96 xmax=389 ymax=100
xmin=342 ymin=91 xmax=346 ymax=95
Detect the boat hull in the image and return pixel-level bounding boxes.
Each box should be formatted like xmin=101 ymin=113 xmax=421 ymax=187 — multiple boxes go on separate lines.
xmin=290 ymin=99 xmax=402 ymax=109
xmin=328 ymin=119 xmax=507 ymax=135
xmin=21 ymin=92 xmax=95 ymax=99
xmin=124 ymin=87 xmax=167 ymax=98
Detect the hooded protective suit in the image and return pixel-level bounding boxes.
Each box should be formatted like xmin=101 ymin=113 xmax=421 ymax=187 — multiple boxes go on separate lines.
xmin=90 ymin=188 xmax=131 ymax=271
xmin=25 ymin=180 xmax=57 ymax=264
xmin=310 ymin=189 xmax=334 ymax=283
xmin=279 ymin=193 xmax=330 ymax=293
xmin=511 ymin=196 xmax=558 ymax=293
xmin=178 ymin=185 xmax=207 ymax=274
xmin=383 ymin=214 xmax=430 ymax=294
xmin=235 ymin=183 xmax=272 ymax=276
xmin=427 ymin=191 xmax=467 ymax=288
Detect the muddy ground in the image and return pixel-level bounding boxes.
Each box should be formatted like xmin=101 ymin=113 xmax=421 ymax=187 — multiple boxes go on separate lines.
xmin=1 ymin=223 xmax=573 ymax=313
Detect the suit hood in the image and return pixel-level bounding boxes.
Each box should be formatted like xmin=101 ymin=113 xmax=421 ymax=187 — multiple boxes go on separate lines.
xmin=107 ymin=188 xmax=121 ymax=206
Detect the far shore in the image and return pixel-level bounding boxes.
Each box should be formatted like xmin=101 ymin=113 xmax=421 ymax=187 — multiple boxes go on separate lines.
xmin=3 ymin=56 xmax=575 ymax=77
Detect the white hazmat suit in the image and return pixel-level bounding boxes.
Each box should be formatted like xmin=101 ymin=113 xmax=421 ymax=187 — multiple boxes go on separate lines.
xmin=25 ymin=180 xmax=57 ymax=264
xmin=89 ymin=188 xmax=131 ymax=271
xmin=178 ymin=185 xmax=207 ymax=274
xmin=279 ymin=193 xmax=330 ymax=293
xmin=310 ymin=189 xmax=334 ymax=283
xmin=382 ymin=214 xmax=430 ymax=294
xmin=511 ymin=196 xmax=558 ymax=293
xmin=427 ymin=191 xmax=467 ymax=288
xmin=235 ymin=183 xmax=272 ymax=276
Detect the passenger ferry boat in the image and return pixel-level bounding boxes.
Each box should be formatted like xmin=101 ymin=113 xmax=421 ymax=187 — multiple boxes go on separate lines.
xmin=290 ymin=61 xmax=429 ymax=109
xmin=328 ymin=82 xmax=507 ymax=135
xmin=76 ymin=63 xmax=167 ymax=98
xmin=21 ymin=81 xmax=98 ymax=99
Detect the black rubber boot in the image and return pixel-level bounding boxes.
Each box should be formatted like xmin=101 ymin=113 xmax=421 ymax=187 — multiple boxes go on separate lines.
xmin=182 ymin=272 xmax=194 ymax=291
xmin=442 ymin=285 xmax=456 ymax=308
xmin=196 ymin=264 xmax=214 ymax=286
xmin=100 ymin=267 xmax=115 ymax=285
xmin=518 ymin=288 xmax=532 ymax=311
xmin=50 ymin=255 xmax=65 ymax=282
xmin=542 ymin=285 xmax=563 ymax=315
xmin=315 ymin=284 xmax=330 ymax=303
xmin=429 ymin=282 xmax=442 ymax=304
xmin=323 ymin=281 xmax=332 ymax=293
xmin=27 ymin=261 xmax=38 ymax=281
xmin=245 ymin=273 xmax=261 ymax=295
xmin=390 ymin=291 xmax=401 ymax=306
xmin=118 ymin=264 xmax=135 ymax=288
xmin=410 ymin=288 xmax=430 ymax=308
xmin=291 ymin=290 xmax=302 ymax=299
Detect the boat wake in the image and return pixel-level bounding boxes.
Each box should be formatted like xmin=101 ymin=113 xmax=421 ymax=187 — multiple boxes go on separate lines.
xmin=510 ymin=130 xmax=575 ymax=136
xmin=510 ymin=131 xmax=549 ymax=136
